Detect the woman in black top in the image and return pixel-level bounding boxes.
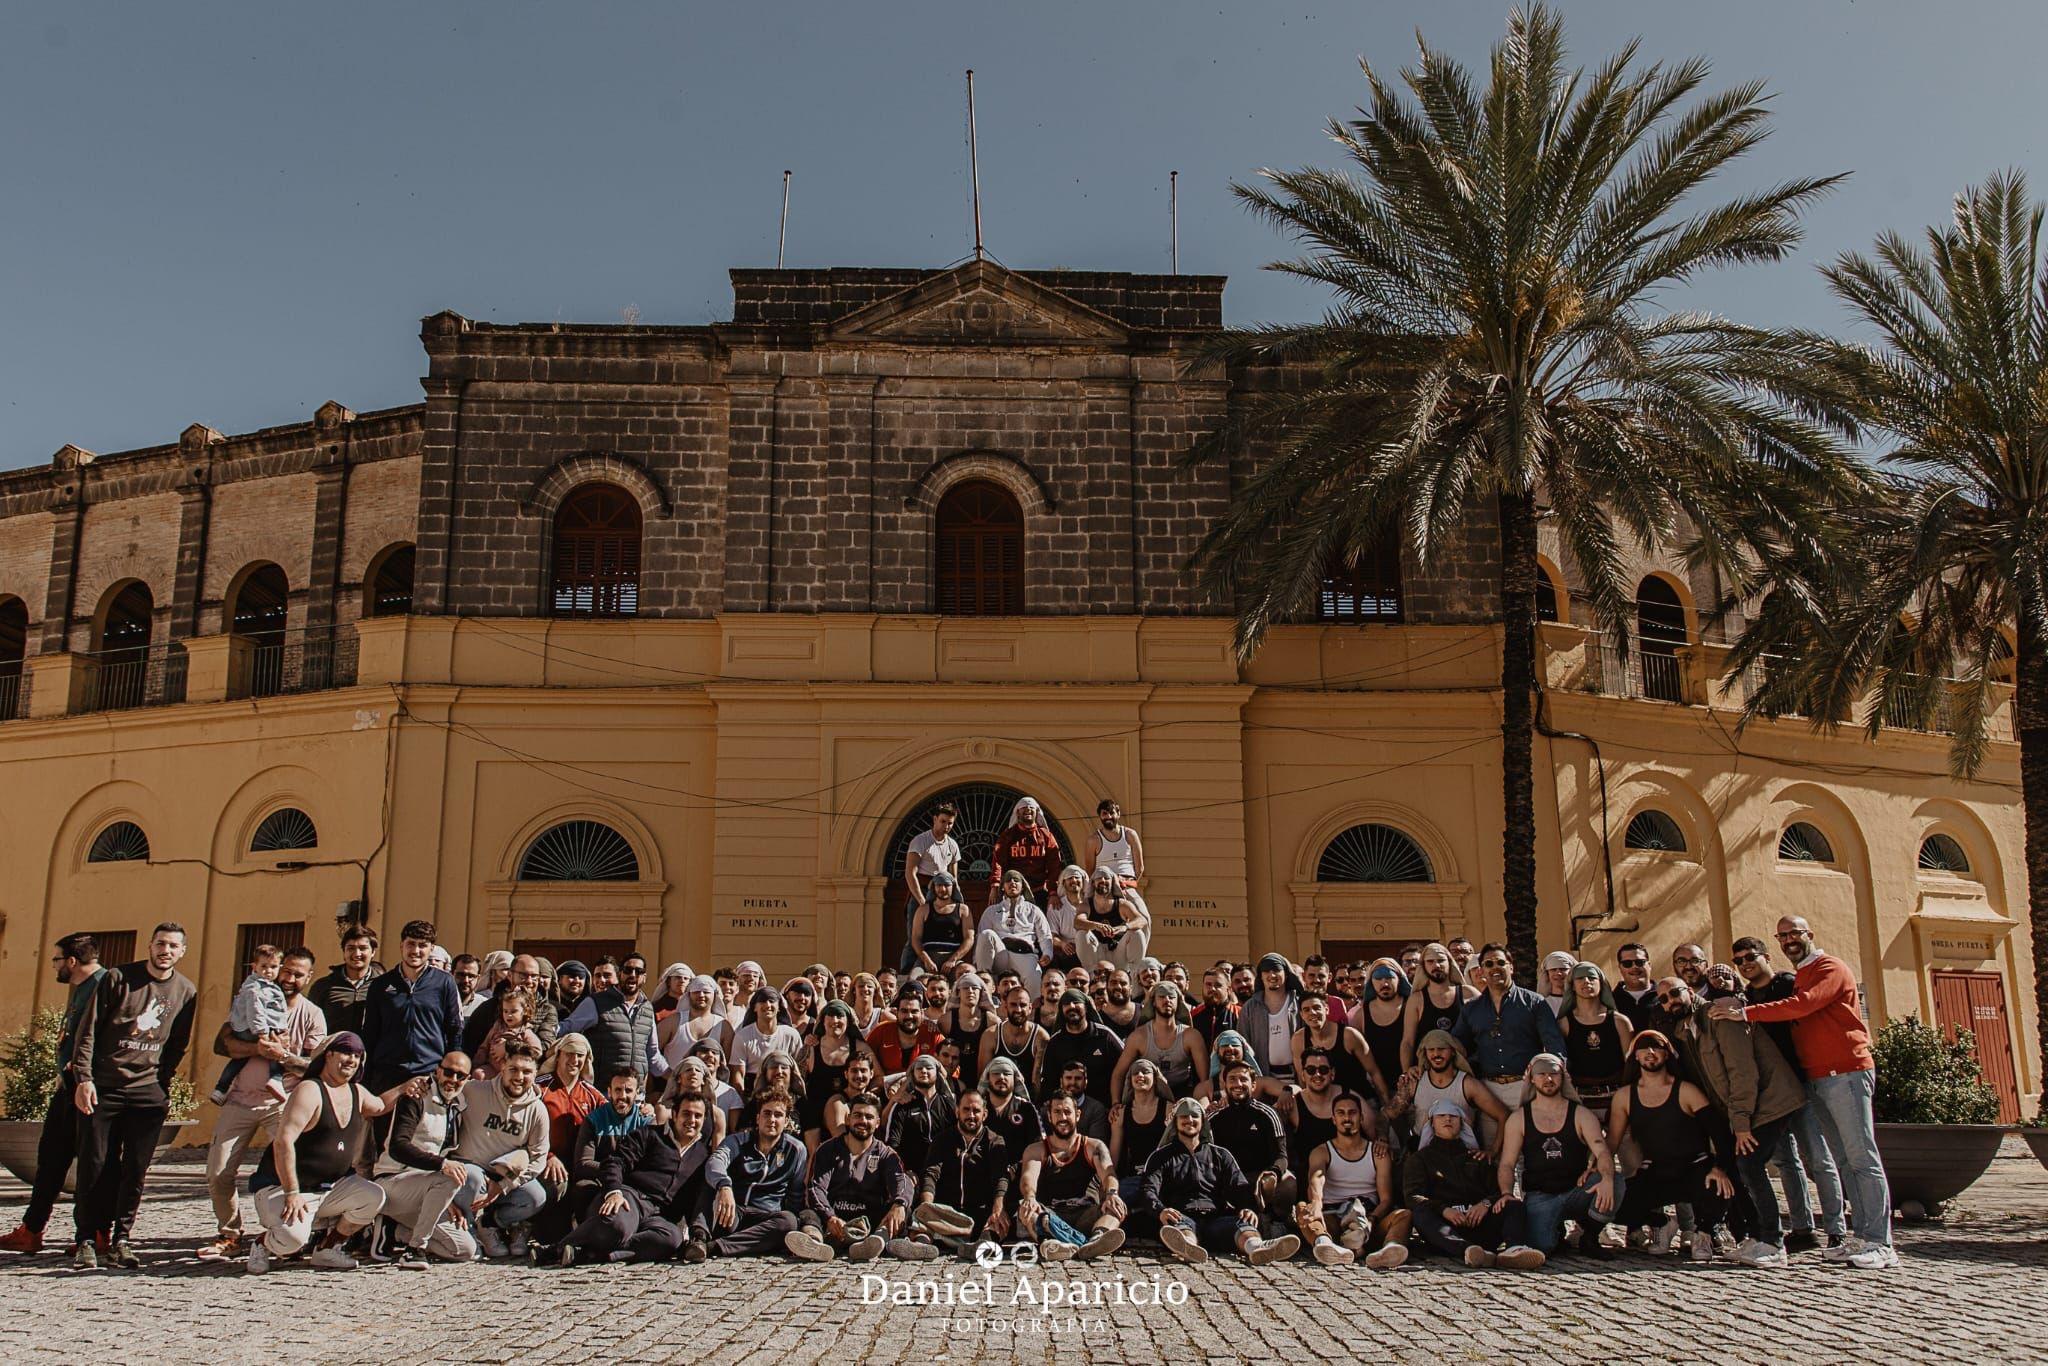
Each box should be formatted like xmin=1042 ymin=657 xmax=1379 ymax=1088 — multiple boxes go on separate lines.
xmin=1110 ymin=1058 xmax=1172 ymax=1189
xmin=910 ymin=873 xmax=975 ymax=976
xmin=801 ymin=1002 xmax=875 ymax=1147
xmin=947 ymin=972 xmax=994 ymax=1091
xmin=1560 ymin=962 xmax=1633 ymax=1103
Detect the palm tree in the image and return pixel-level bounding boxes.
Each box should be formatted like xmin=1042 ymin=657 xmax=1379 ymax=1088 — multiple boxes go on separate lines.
xmin=1186 ymin=5 xmax=1858 ymax=982
xmin=1731 ymin=173 xmax=2048 ymax=1084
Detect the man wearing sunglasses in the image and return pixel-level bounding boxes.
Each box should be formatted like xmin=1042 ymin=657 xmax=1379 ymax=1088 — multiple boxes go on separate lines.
xmin=1732 ymin=936 xmax=1846 ymax=1252
xmin=561 ymin=952 xmax=668 ymax=1089
xmin=1613 ymin=943 xmax=1661 ymax=1031
xmin=1452 ymin=945 xmax=1566 ymax=1146
xmin=373 ymin=1050 xmax=477 ymax=1266
xmin=1709 ymin=916 xmax=1895 ymax=1269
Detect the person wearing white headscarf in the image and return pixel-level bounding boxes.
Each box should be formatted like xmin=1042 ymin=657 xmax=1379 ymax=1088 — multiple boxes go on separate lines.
xmin=662 ymin=974 xmax=733 ymax=1070
xmin=1542 ymin=950 xmax=1578 ymax=1016
xmin=1044 ymin=864 xmax=1090 ymax=969
xmin=988 ymin=796 xmax=1063 ymax=909
xmin=974 ymin=867 xmax=1053 ymax=994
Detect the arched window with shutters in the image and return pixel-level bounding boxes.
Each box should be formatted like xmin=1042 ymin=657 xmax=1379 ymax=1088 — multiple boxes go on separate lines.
xmin=550 ymin=483 xmax=642 ymax=618
xmin=88 ymin=820 xmax=151 ymax=864
xmin=251 ymin=807 xmax=319 ymax=853
xmin=935 ymin=480 xmax=1023 ymax=616
xmin=1917 ymin=833 xmax=1972 ymax=875
xmin=1778 ymin=821 xmax=1836 ymax=864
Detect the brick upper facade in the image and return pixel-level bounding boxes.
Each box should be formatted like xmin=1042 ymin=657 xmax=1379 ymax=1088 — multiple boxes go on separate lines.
xmin=0 ymin=259 xmax=1516 ymax=664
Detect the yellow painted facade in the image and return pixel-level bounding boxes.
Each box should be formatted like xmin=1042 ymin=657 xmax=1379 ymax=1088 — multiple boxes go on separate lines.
xmin=1 ymin=610 xmax=2032 ymax=1114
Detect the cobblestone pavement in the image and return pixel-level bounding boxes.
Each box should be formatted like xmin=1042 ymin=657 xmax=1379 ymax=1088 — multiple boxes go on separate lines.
xmin=3 ymin=1143 xmax=2046 ymax=1364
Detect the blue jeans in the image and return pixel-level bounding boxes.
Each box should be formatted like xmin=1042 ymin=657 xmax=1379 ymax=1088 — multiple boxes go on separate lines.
xmin=1773 ymin=1101 xmax=1847 ymax=1236
xmin=455 ymin=1163 xmax=547 ymax=1232
xmin=1808 ymin=1070 xmax=1890 ymax=1246
xmin=1521 ymin=1169 xmax=1623 ymax=1253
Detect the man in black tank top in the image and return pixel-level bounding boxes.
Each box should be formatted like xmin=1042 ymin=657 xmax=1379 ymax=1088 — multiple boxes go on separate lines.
xmin=1399 ymin=943 xmax=1476 ymax=1072
xmin=1494 ymin=1054 xmax=1618 ymax=1259
xmin=1606 ymin=1031 xmax=1735 ymax=1261
xmin=248 ymin=1033 xmax=413 ymax=1273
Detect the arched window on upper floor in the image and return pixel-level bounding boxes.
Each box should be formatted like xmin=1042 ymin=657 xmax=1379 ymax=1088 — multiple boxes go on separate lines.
xmin=0 ymin=596 xmax=25 ymax=720
xmin=366 ymin=544 xmax=415 ymax=618
xmin=1635 ymin=576 xmax=1688 ymax=703
xmin=550 ymin=483 xmax=642 ymax=618
xmin=935 ymin=481 xmax=1024 ymax=616
xmin=1315 ymin=822 xmax=1434 ymax=882
xmin=1317 ymin=538 xmax=1404 ymax=624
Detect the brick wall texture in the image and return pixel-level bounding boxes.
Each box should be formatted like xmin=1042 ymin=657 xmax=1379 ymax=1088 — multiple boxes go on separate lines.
xmin=0 ymin=264 xmax=1530 ymax=651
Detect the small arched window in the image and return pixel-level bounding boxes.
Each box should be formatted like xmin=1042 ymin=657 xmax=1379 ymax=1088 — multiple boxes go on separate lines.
xmin=88 ymin=820 xmax=151 ymax=864
xmin=1778 ymin=821 xmax=1836 ymax=864
xmin=1316 ymin=823 xmax=1433 ymax=882
xmin=251 ymin=808 xmax=319 ymax=853
xmin=1537 ymin=565 xmax=1563 ymax=623
xmin=367 ymin=544 xmax=415 ymax=618
xmin=1635 ymin=576 xmax=1688 ymax=703
xmin=1318 ymin=539 xmax=1404 ymax=624
xmin=935 ymin=481 xmax=1024 ymax=616
xmin=1917 ymin=833 xmax=1971 ymax=875
xmin=550 ymin=484 xmax=642 ymax=618
xmin=0 ymin=596 xmax=25 ymax=720
xmin=1624 ymin=809 xmax=1687 ymax=853
xmin=517 ymin=819 xmax=640 ymax=881
xmin=97 ymin=582 xmax=154 ymax=655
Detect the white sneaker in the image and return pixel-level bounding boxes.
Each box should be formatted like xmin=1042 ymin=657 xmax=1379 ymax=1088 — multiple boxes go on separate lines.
xmin=1315 ymin=1238 xmax=1357 ymax=1267
xmin=1462 ymin=1244 xmax=1494 ymax=1268
xmin=1494 ymin=1245 xmax=1546 ymax=1271
xmin=308 ymin=1246 xmax=359 ymax=1270
xmin=1038 ymin=1238 xmax=1078 ymax=1263
xmin=474 ymin=1225 xmax=510 ymax=1260
xmin=1823 ymin=1234 xmax=1867 ymax=1263
xmin=1247 ymin=1234 xmax=1300 ymax=1266
xmin=245 ymin=1241 xmax=272 ymax=1275
xmin=1158 ymin=1224 xmax=1206 ymax=1263
xmin=1732 ymin=1239 xmax=1789 ymax=1268
xmin=1364 ymin=1242 xmax=1408 ymax=1271
xmin=1649 ymin=1217 xmax=1678 ymax=1256
xmin=506 ymin=1228 xmax=530 ymax=1260
xmin=782 ymin=1229 xmax=834 ymax=1262
xmin=846 ymin=1234 xmax=886 ymax=1262
xmin=1848 ymin=1242 xmax=1899 ymax=1270
xmin=887 ymin=1238 xmax=941 ymax=1261
xmin=1076 ymin=1227 xmax=1125 ymax=1261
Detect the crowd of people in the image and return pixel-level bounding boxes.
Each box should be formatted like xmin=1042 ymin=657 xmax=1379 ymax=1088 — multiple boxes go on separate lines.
xmin=0 ymin=795 xmax=1899 ymax=1277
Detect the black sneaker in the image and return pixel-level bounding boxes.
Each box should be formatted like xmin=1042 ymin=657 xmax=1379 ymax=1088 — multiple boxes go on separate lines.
xmin=107 ymin=1241 xmax=141 ymax=1270
xmin=1574 ymin=1226 xmax=1611 ymax=1260
xmin=391 ymin=1244 xmax=430 ymax=1270
xmin=678 ymin=1239 xmax=708 ymax=1265
xmin=1784 ymin=1228 xmax=1819 ymax=1254
xmin=1828 ymin=1233 xmax=1848 ymax=1250
xmin=527 ymin=1240 xmax=554 ymax=1267
xmin=71 ymin=1241 xmax=98 ymax=1271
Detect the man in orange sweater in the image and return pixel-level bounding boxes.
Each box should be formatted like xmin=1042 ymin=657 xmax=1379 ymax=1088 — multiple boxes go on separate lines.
xmin=1709 ymin=916 xmax=1895 ymax=1269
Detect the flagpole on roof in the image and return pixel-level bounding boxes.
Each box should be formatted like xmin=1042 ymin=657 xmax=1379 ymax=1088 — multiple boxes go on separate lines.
xmin=967 ymin=69 xmax=985 ymax=260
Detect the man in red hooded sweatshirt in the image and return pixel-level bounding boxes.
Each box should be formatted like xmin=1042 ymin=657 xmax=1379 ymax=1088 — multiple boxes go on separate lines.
xmin=1709 ymin=915 xmax=1894 ymax=1269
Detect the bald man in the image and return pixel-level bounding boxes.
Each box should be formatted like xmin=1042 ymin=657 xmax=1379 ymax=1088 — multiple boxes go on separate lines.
xmin=463 ymin=955 xmax=560 ymax=1058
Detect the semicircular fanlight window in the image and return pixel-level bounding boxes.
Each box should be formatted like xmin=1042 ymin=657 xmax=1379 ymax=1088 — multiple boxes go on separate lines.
xmin=1624 ymin=809 xmax=1687 ymax=853
xmin=88 ymin=820 xmax=151 ymax=864
xmin=251 ymin=807 xmax=319 ymax=853
xmin=1316 ymin=823 xmax=1433 ymax=883
xmin=1917 ymin=833 xmax=1971 ymax=875
xmin=517 ymin=819 xmax=640 ymax=882
xmin=1777 ymin=821 xmax=1835 ymax=864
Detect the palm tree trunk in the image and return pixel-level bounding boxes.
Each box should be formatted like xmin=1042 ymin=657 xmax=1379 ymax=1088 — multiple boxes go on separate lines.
xmin=1498 ymin=491 xmax=1542 ymax=988
xmin=2016 ymin=613 xmax=2048 ymax=1103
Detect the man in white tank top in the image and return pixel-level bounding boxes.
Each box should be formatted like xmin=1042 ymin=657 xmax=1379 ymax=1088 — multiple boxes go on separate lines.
xmin=1084 ymin=798 xmax=1144 ymax=887
xmin=1294 ymin=1092 xmax=1409 ymax=1269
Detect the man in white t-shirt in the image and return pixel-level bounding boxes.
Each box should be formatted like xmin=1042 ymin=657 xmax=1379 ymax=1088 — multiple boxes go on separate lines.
xmin=901 ymin=804 xmax=962 ymax=972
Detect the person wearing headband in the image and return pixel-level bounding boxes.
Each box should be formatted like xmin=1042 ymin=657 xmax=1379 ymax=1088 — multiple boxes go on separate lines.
xmin=1609 ymin=1029 xmax=1738 ymax=1263
xmin=1385 ymin=1029 xmax=1508 ymax=1149
xmin=1399 ymin=942 xmax=1478 ymax=1072
xmin=910 ymin=871 xmax=974 ymax=977
xmin=1541 ymin=950 xmax=1579 ymax=1015
xmin=973 ymin=867 xmax=1055 ymax=995
xmin=662 ymin=975 xmax=734 ymax=1071
xmin=988 ymin=796 xmax=1064 ymax=909
xmin=1560 ymin=960 xmax=1633 ymax=1106
xmin=1494 ymin=1053 xmax=1619 ymax=1260
xmin=1401 ymin=1100 xmax=1542 ymax=1270
xmin=1140 ymin=1096 xmax=1299 ymax=1265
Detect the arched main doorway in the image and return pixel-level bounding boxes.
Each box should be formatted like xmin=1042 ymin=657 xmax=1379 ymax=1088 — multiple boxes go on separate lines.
xmin=880 ymin=782 xmax=1074 ymax=969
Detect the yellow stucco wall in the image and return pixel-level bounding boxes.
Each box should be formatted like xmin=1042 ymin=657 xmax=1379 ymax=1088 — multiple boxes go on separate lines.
xmin=2 ymin=612 xmax=2032 ymax=1115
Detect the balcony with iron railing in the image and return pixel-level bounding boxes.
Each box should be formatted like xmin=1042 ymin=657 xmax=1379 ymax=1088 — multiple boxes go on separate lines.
xmin=0 ymin=669 xmax=26 ymax=721
xmin=76 ymin=643 xmax=190 ymax=713
xmin=236 ymin=625 xmax=360 ymax=701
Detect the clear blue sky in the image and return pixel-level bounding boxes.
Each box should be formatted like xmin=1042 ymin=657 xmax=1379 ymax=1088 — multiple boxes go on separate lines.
xmin=2 ymin=1 xmax=2041 ymax=468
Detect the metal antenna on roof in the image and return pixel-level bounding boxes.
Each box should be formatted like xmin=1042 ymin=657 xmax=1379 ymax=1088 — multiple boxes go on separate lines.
xmin=1170 ymin=170 xmax=1179 ymax=274
xmin=966 ymin=70 xmax=985 ymax=260
xmin=777 ymin=170 xmax=792 ymax=269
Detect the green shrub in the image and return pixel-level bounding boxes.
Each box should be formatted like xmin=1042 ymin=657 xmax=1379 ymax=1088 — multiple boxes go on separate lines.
xmin=1871 ymin=1017 xmax=2001 ymax=1125
xmin=0 ymin=1007 xmax=199 ymax=1123
xmin=0 ymin=1009 xmax=66 ymax=1119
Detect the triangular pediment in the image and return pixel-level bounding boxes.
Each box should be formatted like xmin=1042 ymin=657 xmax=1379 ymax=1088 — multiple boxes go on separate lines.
xmin=830 ymin=259 xmax=1127 ymax=344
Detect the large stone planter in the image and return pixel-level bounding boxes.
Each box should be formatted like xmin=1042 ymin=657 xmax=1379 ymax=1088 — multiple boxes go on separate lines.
xmin=0 ymin=1117 xmax=199 ymax=1192
xmin=1874 ymin=1122 xmax=2007 ymax=1215
xmin=2020 ymin=1128 xmax=2048 ymax=1171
